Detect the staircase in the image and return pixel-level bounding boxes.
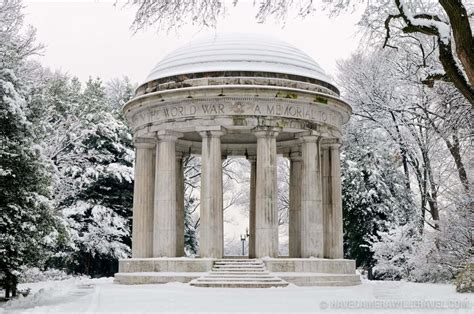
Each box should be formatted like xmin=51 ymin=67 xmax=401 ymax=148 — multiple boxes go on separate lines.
xmin=190 ymin=259 xmax=288 ymax=288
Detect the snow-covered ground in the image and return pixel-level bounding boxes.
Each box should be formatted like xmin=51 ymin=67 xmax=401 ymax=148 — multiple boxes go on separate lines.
xmin=1 ymin=278 xmax=472 ymax=313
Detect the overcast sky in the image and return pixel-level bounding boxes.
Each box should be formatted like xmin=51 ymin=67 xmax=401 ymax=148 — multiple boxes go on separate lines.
xmin=24 ymin=0 xmax=363 ymax=85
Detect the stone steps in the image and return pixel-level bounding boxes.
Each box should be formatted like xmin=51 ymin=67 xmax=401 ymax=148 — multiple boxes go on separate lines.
xmin=214 ymin=260 xmax=263 ymax=265
xmin=197 ymin=277 xmax=284 ymax=282
xmin=190 ymin=259 xmax=288 ymax=288
xmin=207 ymin=272 xmax=271 ymax=276
xmin=189 ymin=281 xmax=288 ymax=288
xmin=211 ymin=268 xmax=266 ymax=272
xmin=206 ymin=273 xmax=272 ymax=277
xmin=213 ymin=266 xmax=265 ymax=269
xmin=213 ymin=264 xmax=264 ymax=266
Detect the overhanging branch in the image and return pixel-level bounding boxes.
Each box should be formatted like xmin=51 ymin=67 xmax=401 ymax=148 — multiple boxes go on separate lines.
xmin=390 ymin=0 xmax=474 ymax=105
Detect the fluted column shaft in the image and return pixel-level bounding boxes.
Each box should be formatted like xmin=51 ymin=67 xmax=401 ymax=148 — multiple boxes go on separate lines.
xmin=322 ymin=143 xmax=344 ymax=259
xmin=248 ymin=156 xmax=257 ymax=258
xmin=301 ymin=135 xmax=324 ymax=258
xmin=199 ymin=130 xmax=224 ymax=258
xmin=175 ymin=152 xmax=185 ymax=257
xmin=254 ymin=127 xmax=279 ymax=258
xmin=322 ymin=145 xmax=332 ymax=258
xmin=153 ymin=131 xmax=181 ymax=257
xmin=132 ymin=141 xmax=155 ymax=258
xmin=330 ymin=144 xmax=344 ymax=258
xmin=289 ymin=153 xmax=302 ymax=258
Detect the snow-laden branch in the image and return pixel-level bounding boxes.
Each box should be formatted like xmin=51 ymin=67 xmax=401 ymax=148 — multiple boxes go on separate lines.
xmin=389 ymin=0 xmax=474 ymax=105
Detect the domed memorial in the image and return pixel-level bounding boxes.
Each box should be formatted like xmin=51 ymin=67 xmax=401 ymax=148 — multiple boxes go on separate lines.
xmin=115 ymin=33 xmax=359 ymax=287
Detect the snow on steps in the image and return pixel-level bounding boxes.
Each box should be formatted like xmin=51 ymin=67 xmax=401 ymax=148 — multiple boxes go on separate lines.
xmin=190 ymin=259 xmax=289 ymax=288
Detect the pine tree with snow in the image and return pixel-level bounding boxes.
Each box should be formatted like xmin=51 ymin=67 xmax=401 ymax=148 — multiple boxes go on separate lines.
xmin=0 ymin=0 xmax=59 ymax=298
xmin=369 ymin=222 xmax=421 ymax=280
xmin=341 ymin=121 xmax=416 ymax=276
xmin=57 ymin=78 xmax=134 ymax=276
xmin=0 ymin=66 xmax=58 ymax=298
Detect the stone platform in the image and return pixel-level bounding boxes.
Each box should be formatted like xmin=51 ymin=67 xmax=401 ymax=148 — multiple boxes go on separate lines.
xmin=114 ymin=258 xmax=360 ymax=287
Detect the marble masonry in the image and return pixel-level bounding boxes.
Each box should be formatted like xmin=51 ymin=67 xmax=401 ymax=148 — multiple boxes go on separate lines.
xmin=114 ymin=33 xmax=359 ymax=287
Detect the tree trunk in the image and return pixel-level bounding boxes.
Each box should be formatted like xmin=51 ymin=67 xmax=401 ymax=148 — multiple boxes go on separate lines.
xmin=88 ymin=252 xmax=92 ymax=276
xmin=4 ymin=272 xmax=11 ymax=299
xmin=390 ymin=112 xmax=411 ymax=188
xmin=11 ymin=277 xmax=17 ymax=298
xmin=445 ymin=134 xmax=470 ymax=193
xmin=422 ymin=146 xmax=440 ymax=230
xmin=393 ymin=0 xmax=474 ymax=105
xmin=438 ymin=0 xmax=474 ymax=87
xmin=412 ymin=159 xmax=427 ymax=234
xmin=437 ymin=40 xmax=474 ymax=105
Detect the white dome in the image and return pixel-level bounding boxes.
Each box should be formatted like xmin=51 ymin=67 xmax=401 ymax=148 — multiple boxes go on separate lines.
xmin=145 ymin=33 xmax=333 ymax=86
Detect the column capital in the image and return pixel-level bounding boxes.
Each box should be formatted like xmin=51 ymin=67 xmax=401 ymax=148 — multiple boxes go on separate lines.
xmin=156 ymin=130 xmax=183 ymax=142
xmin=321 ymin=138 xmax=342 ymax=148
xmin=296 ymin=130 xmax=322 ymax=142
xmin=197 ymin=126 xmax=226 ymax=138
xmin=253 ymin=126 xmax=281 ymax=138
xmin=134 ymin=138 xmax=155 ymax=149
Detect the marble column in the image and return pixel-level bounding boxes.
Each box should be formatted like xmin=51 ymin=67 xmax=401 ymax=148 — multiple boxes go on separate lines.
xmin=330 ymin=143 xmax=344 ymax=259
xmin=300 ymin=133 xmax=324 ymax=258
xmin=254 ymin=127 xmax=280 ymax=258
xmin=199 ymin=129 xmax=224 ymax=258
xmin=132 ymin=141 xmax=155 ymax=258
xmin=248 ymin=156 xmax=257 ymax=258
xmin=153 ymin=130 xmax=182 ymax=257
xmin=322 ymin=145 xmax=332 ymax=258
xmin=289 ymin=152 xmax=302 ymax=258
xmin=175 ymin=152 xmax=185 ymax=257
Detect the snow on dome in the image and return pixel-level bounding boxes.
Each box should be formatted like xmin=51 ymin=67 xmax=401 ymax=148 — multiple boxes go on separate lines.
xmin=144 ymin=33 xmax=333 ymax=85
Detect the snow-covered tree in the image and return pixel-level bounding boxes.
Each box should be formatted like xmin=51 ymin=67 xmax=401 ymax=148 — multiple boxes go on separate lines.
xmin=183 ymin=155 xmax=200 ymax=255
xmin=338 ymin=49 xmax=448 ymax=231
xmin=105 ymin=76 xmax=135 ymax=110
xmin=56 ymin=79 xmax=134 ymax=276
xmin=0 ymin=0 xmax=58 ymax=298
xmin=26 ymin=73 xmax=135 ymax=276
xmin=370 ymin=200 xmax=472 ymax=282
xmin=0 ymin=67 xmax=58 ymax=299
xmin=341 ymin=121 xmax=416 ymax=274
xmin=339 ymin=47 xmax=472 ymax=282
xmin=369 ymin=222 xmax=422 ymax=280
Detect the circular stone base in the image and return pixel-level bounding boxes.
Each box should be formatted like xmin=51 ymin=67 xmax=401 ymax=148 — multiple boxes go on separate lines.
xmin=114 ymin=258 xmax=360 ymax=287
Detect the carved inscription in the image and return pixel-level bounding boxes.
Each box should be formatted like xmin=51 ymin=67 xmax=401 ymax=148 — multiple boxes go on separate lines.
xmin=131 ymin=100 xmax=342 ymax=128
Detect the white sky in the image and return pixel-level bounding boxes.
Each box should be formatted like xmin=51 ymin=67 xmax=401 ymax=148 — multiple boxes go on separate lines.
xmin=24 ymin=0 xmax=363 ymax=85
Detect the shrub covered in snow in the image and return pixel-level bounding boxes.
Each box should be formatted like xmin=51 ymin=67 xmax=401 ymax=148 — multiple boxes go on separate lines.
xmin=370 ymin=205 xmax=472 ymax=284
xmin=455 ymin=264 xmax=473 ymax=293
xmin=18 ymin=267 xmax=73 ymax=283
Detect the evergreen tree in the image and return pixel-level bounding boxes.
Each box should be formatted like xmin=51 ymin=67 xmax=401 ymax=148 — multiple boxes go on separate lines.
xmin=0 ymin=0 xmax=58 ymax=298
xmin=342 ymin=121 xmax=416 ymax=276
xmin=0 ymin=67 xmax=58 ymax=298
xmin=369 ymin=221 xmax=422 ymax=280
xmin=58 ymin=78 xmax=134 ymax=277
